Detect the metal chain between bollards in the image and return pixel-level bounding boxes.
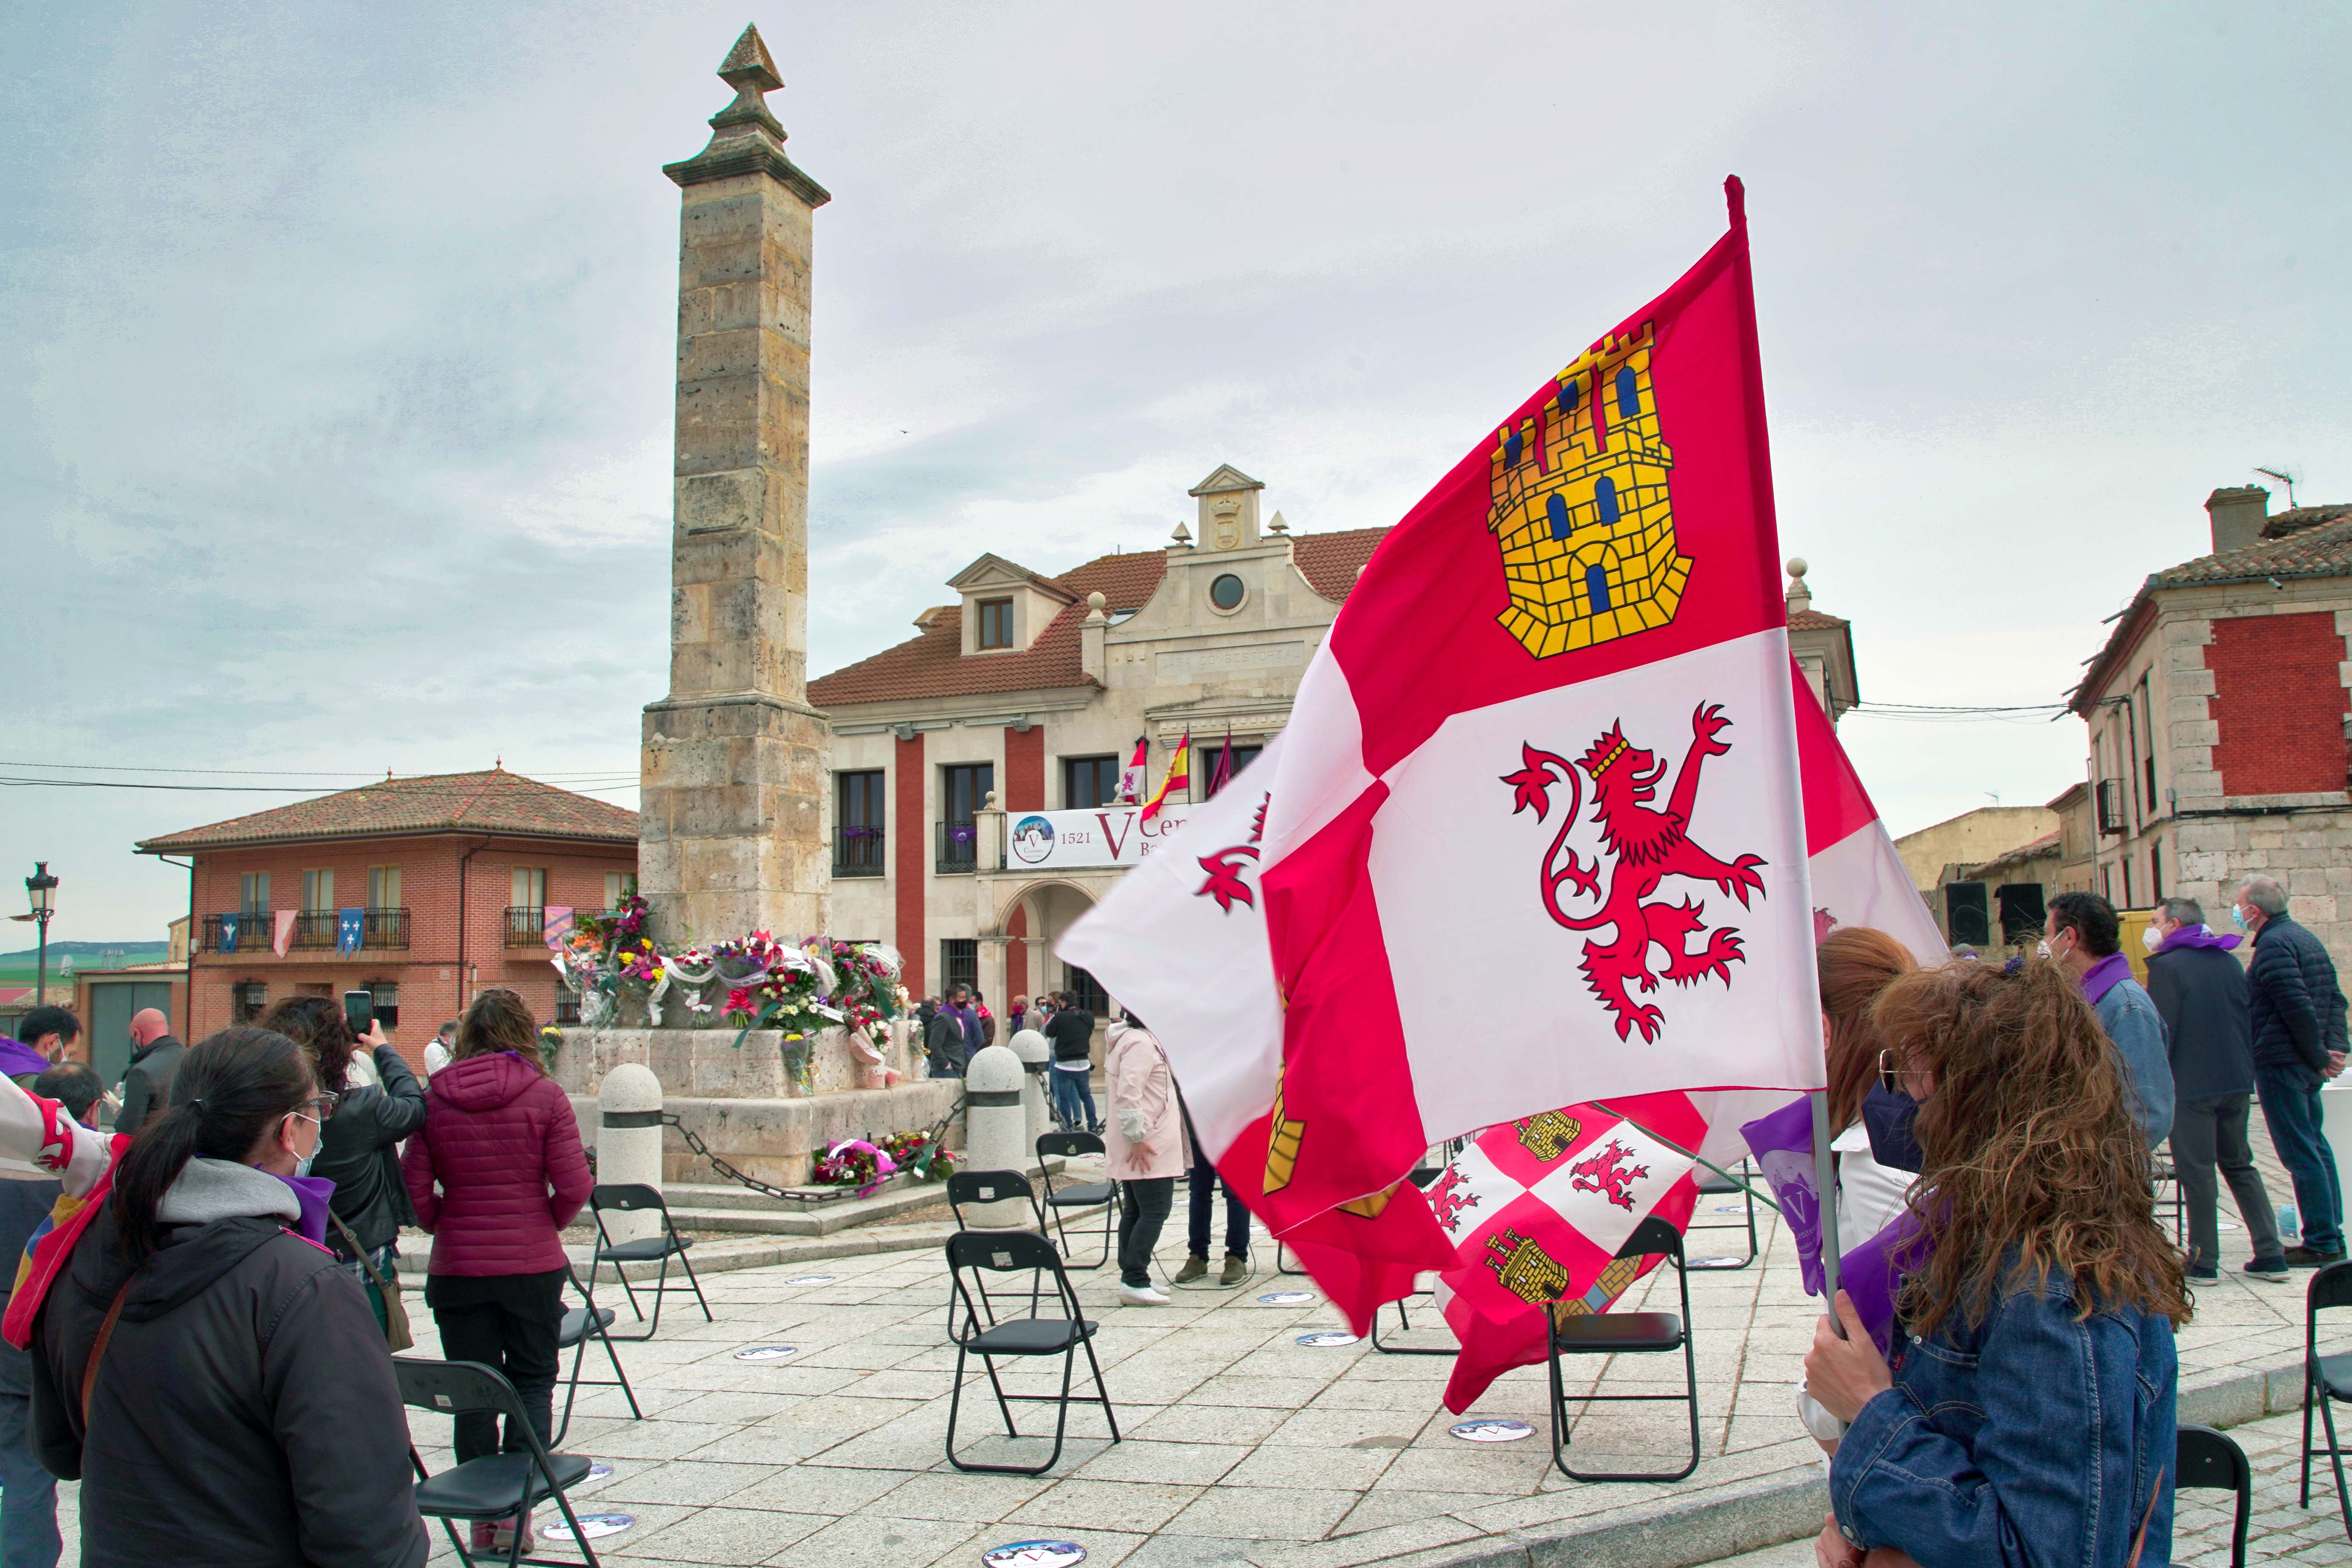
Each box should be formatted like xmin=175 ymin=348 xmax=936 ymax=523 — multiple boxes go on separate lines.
xmin=660 ymin=1094 xmax=969 ymax=1203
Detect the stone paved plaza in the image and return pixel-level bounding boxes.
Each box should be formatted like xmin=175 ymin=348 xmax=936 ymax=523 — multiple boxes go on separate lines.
xmin=30 ymin=1132 xmax=2352 ymax=1567
xmin=373 ymin=1124 xmax=2347 ymax=1568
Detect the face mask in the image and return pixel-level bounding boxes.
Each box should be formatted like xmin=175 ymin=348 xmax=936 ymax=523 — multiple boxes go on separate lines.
xmin=2231 ymin=906 xmax=2249 ymax=930
xmin=288 ymin=1112 xmax=321 ymax=1179
xmin=2141 ymin=923 xmax=2166 ymax=953
xmin=1861 ymin=1081 xmax=1925 ymax=1173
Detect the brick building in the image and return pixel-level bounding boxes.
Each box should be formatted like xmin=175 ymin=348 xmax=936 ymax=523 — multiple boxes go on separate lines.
xmin=136 ymin=769 xmax=637 ymax=1066
xmin=2068 ymin=485 xmax=2352 ymax=961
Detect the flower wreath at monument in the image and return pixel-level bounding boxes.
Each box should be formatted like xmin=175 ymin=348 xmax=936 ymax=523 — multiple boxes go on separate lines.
xmin=553 ymin=896 xmax=911 ymax=1085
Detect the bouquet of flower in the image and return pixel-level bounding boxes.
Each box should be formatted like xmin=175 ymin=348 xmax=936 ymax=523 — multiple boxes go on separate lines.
xmin=575 ymin=892 xmax=650 ymax=957
xmin=879 ymin=1126 xmax=959 ymax=1181
xmin=811 ymin=1138 xmax=897 ymax=1195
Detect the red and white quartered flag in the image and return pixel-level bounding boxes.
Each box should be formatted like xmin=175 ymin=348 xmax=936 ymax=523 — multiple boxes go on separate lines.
xmin=1790 ymin=663 xmax=1945 ymax=965
xmin=1249 ymin=180 xmax=1824 ymax=1235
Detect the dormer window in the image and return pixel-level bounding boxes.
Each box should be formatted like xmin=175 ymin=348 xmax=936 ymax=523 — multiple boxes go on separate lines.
xmin=977 ymin=599 xmax=1013 ymax=649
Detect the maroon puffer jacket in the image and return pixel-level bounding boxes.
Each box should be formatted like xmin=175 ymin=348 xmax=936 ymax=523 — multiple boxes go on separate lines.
xmin=401 ymin=1051 xmax=593 ymax=1276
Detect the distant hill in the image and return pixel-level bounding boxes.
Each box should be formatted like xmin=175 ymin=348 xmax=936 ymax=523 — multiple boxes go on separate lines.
xmin=0 ymin=942 xmax=171 ymax=987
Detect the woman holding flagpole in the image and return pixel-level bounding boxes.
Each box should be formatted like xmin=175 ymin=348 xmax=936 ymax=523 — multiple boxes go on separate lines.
xmin=1805 ymin=958 xmax=2183 ymax=1568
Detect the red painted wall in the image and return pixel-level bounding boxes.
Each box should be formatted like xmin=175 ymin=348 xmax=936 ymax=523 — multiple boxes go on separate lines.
xmin=895 ymin=732 xmax=926 ymax=994
xmin=1004 ymin=725 xmax=1044 ymax=811
xmin=2209 ymin=612 xmax=2350 ymax=796
xmin=1006 ymin=903 xmax=1028 ymax=1001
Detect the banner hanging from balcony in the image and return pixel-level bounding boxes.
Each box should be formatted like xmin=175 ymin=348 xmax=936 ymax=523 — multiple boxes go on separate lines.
xmin=217 ymin=913 xmax=239 ymax=954
xmin=544 ymin=907 xmax=575 ymax=950
xmin=336 ymin=908 xmax=364 ymax=954
xmin=1005 ymin=804 xmax=1201 ymax=871
xmin=273 ymin=910 xmax=296 ymax=958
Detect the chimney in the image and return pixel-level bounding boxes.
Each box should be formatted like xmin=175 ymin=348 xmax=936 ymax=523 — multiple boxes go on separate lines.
xmin=2205 ymin=486 xmax=2270 ymax=555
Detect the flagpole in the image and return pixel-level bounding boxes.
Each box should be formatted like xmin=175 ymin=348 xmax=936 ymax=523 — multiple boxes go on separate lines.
xmin=1810 ymin=1087 xmax=1845 ymax=1335
xmin=1588 ymin=1102 xmax=1780 ymax=1213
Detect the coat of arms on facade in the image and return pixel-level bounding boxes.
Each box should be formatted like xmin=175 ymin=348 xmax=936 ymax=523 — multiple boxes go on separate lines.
xmin=1514 ymin=1111 xmax=1583 ymax=1161
xmin=1567 ymin=1138 xmax=1649 ymax=1211
xmin=1487 ymin=323 xmax=1691 ymax=660
xmin=1501 ymin=704 xmax=1768 ymax=1043
xmin=1483 ymin=1226 xmax=1572 ymax=1306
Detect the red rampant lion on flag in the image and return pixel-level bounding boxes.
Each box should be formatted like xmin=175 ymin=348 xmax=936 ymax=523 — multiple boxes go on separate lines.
xmin=1501 ymin=702 xmax=1767 ymax=1043
xmin=1426 ymin=1165 xmax=1482 ymax=1233
xmin=1567 ymin=1137 xmax=1649 ymax=1211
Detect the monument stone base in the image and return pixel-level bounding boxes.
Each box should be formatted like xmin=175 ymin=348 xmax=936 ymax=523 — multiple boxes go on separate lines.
xmin=555 ymin=1020 xmax=964 ymax=1189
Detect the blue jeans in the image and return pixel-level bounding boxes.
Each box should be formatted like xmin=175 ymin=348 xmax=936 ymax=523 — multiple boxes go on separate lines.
xmin=0 ymin=1390 xmax=61 ymax=1568
xmin=2256 ymin=1065 xmax=2344 ymax=1254
xmin=1188 ymin=1137 xmax=1250 ymax=1260
xmin=1051 ymin=1066 xmax=1097 ymax=1129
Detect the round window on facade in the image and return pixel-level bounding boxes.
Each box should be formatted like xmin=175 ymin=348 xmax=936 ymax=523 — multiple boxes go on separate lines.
xmin=1209 ymin=573 xmax=1247 ymax=612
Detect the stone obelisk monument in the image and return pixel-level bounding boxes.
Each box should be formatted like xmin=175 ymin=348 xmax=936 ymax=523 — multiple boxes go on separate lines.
xmin=640 ymin=25 xmax=833 ymax=946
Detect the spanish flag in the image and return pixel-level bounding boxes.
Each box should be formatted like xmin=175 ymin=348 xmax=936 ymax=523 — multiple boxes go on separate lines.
xmin=1139 ymin=731 xmax=1191 ymax=825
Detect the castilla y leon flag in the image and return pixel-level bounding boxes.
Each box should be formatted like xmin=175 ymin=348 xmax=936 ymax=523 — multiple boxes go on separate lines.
xmin=1252 ymin=177 xmax=1823 ymax=1232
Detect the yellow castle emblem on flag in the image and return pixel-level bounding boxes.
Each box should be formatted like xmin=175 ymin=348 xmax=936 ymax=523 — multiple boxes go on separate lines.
xmin=1488 ymin=323 xmax=1691 ymax=659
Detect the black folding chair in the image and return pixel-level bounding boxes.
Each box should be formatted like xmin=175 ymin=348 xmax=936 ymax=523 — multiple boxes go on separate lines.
xmin=1686 ymin=1161 xmax=1759 ymax=1270
xmin=583 ymin=1184 xmax=711 ymax=1341
xmin=2179 ymin=1423 xmax=2251 ymax=1566
xmin=946 ymin=1170 xmax=1053 ymax=1335
xmin=2301 ymin=1261 xmax=2352 ymax=1537
xmin=1545 ymin=1215 xmax=1700 ymax=1482
xmin=395 ymin=1357 xmax=605 ymax=1568
xmin=553 ymin=1266 xmax=640 ymax=1448
xmin=2154 ymin=1151 xmax=2185 ymax=1247
xmin=1372 ymin=1165 xmax=1457 ymax=1355
xmin=1036 ymin=1131 xmax=1119 ymax=1270
xmin=943 ymin=1230 xmax=1120 ymax=1475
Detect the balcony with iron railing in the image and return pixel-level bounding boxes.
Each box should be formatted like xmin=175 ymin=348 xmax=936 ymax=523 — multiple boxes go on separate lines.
xmin=935 ymin=821 xmax=979 ymax=875
xmin=505 ymin=907 xmax=546 ymax=947
xmin=834 ymin=826 xmax=886 ymax=877
xmin=201 ymin=907 xmax=410 ymax=953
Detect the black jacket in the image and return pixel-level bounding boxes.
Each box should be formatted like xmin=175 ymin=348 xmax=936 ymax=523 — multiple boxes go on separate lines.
xmin=2248 ymin=915 xmax=2351 ymax=1076
xmin=316 ymin=1044 xmax=429 ymax=1256
xmin=2145 ymin=942 xmax=2256 ymax=1103
xmin=31 ymin=1164 xmax=427 ymax=1567
xmin=115 ymin=1035 xmax=187 ymax=1134
xmin=923 ymin=1009 xmax=967 ymax=1071
xmin=1045 ymin=1008 xmax=1095 ymax=1065
xmin=0 ymin=1178 xmax=59 ymax=1398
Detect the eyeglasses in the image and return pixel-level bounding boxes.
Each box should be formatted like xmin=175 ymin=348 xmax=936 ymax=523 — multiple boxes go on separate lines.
xmin=1877 ymin=1048 xmax=1908 ymax=1096
xmin=308 ymin=1091 xmax=341 ymax=1116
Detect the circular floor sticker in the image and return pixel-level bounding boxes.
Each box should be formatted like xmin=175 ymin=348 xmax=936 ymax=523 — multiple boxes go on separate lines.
xmin=784 ymin=1273 xmax=838 ymax=1285
xmin=734 ymin=1344 xmax=801 ymax=1362
xmin=584 ymin=1462 xmax=614 ymax=1483
xmin=1296 ymin=1332 xmax=1359 ymax=1347
xmin=984 ymin=1542 xmax=1087 ymax=1568
xmin=1257 ymin=1291 xmax=1316 ymax=1305
xmin=1712 ymin=1203 xmax=1745 ymax=1214
xmin=1451 ymin=1418 xmax=1534 ymax=1443
xmin=542 ymin=1514 xmax=634 ymax=1541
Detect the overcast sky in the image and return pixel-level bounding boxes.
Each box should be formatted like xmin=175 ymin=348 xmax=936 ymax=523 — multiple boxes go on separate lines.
xmin=4 ymin=0 xmax=2345 ymax=945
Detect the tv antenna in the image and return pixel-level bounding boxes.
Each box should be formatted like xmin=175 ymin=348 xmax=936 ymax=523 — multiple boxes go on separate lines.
xmin=2255 ymin=466 xmax=2299 ymax=508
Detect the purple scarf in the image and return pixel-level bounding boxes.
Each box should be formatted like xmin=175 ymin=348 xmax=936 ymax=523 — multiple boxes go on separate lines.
xmin=0 ymin=1037 xmax=53 ymax=1081
xmin=2078 ymin=952 xmax=2133 ymax=1007
xmin=2155 ymin=924 xmax=2240 ymax=956
xmin=272 ymin=1173 xmax=336 ymax=1248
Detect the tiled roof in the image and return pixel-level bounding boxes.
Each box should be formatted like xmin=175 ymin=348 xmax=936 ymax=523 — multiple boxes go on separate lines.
xmin=2072 ymin=503 xmax=2352 ymax=711
xmin=1787 ymin=608 xmax=1849 ymax=631
xmin=136 ymin=769 xmax=638 ymax=853
xmin=808 ymin=528 xmax=1390 ymax=708
xmin=1970 ymin=831 xmax=2061 ymax=878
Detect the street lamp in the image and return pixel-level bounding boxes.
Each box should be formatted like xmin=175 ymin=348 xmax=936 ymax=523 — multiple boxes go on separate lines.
xmin=22 ymin=863 xmax=58 ymax=1005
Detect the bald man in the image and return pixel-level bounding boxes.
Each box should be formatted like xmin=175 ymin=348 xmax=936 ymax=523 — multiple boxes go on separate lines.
xmin=116 ymin=1007 xmax=186 ymax=1135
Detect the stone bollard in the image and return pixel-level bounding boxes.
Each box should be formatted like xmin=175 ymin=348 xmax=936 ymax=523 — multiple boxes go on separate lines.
xmin=597 ymin=1062 xmax=665 ymax=1246
xmin=1010 ymin=1028 xmax=1052 ymax=1151
xmin=961 ymin=1043 xmax=1032 ymax=1228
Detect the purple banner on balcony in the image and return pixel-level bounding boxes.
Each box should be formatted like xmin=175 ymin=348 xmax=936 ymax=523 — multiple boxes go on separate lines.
xmin=337 ymin=908 xmax=363 ymax=953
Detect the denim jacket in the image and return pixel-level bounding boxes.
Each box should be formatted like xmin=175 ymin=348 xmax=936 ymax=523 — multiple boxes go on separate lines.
xmin=1830 ymin=1264 xmax=2176 ymax=1568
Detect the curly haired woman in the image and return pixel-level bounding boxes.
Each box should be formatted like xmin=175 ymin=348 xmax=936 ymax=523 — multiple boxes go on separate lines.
xmin=1805 ymin=958 xmax=2186 ymax=1568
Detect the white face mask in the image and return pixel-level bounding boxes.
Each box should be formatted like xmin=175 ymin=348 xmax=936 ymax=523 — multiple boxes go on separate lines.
xmin=2141 ymin=923 xmax=2166 ymax=953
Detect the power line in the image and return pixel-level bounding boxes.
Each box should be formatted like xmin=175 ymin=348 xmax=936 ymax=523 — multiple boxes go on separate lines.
xmin=0 ymin=760 xmax=637 ymax=780
xmin=0 ymin=776 xmax=639 ymax=797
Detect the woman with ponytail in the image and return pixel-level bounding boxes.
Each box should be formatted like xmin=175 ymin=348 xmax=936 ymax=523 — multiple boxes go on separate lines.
xmin=23 ymin=1027 xmax=425 ymax=1566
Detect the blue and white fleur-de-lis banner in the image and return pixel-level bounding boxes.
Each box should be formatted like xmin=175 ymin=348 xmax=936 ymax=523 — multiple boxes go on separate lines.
xmin=337 ymin=908 xmax=363 ymax=953
xmin=218 ymin=913 xmax=240 ymax=953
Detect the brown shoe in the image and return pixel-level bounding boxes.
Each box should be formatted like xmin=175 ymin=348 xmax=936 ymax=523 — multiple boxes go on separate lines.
xmin=1220 ymin=1255 xmax=1248 ymax=1287
xmin=1174 ymin=1255 xmax=1209 ymax=1284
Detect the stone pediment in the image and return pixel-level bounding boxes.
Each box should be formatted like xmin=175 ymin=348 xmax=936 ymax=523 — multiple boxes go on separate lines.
xmin=946 ymin=554 xmax=1075 ymax=600
xmin=1187 ymin=464 xmax=1265 ymax=497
